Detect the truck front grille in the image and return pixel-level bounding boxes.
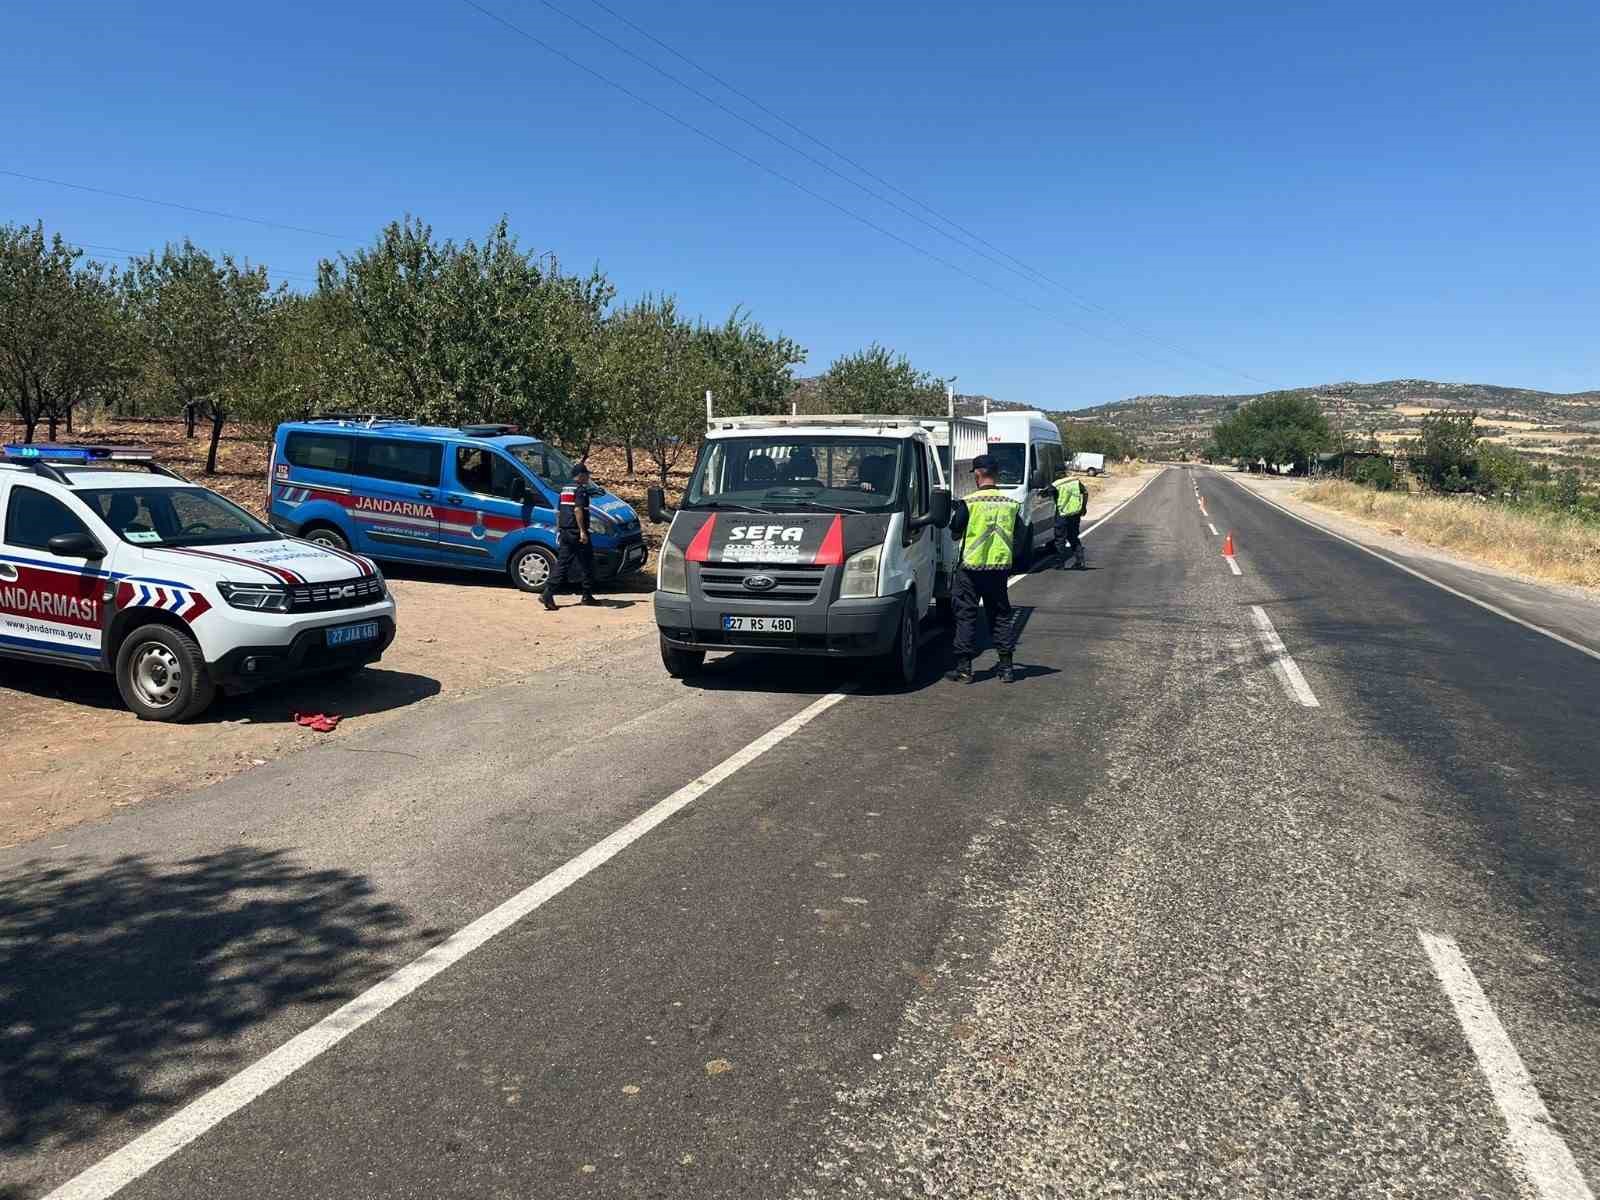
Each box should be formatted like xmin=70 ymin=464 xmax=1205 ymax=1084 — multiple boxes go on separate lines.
xmin=289 ymin=576 xmax=385 ymax=612
xmin=700 ymin=564 xmax=827 ymax=603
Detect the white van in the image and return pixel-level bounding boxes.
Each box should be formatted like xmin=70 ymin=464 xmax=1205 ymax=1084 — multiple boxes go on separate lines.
xmin=983 ymin=411 xmax=1066 ymax=566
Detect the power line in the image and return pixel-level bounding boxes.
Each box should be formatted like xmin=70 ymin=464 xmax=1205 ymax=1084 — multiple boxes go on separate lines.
xmin=457 ymin=0 xmax=1192 ymax=376
xmin=575 ymin=0 xmax=1265 ymax=386
xmin=0 ymin=169 xmax=352 ymax=242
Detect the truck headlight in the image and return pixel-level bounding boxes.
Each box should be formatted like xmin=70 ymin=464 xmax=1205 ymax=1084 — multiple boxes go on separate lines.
xmin=218 ymin=581 xmax=290 ymax=612
xmin=838 ymin=543 xmax=881 ymax=599
xmin=657 ymin=538 xmax=687 ymax=594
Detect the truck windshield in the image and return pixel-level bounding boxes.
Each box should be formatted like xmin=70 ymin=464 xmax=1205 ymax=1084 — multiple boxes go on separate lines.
xmin=77 ymin=487 xmax=278 ymax=547
xmin=685 ymin=437 xmax=905 ymax=512
xmin=986 ymin=442 xmax=1027 ymax=485
xmin=508 ymin=441 xmax=579 ymax=487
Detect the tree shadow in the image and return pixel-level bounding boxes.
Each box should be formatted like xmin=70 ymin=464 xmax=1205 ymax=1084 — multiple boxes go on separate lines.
xmin=0 ymin=847 xmax=420 ymax=1159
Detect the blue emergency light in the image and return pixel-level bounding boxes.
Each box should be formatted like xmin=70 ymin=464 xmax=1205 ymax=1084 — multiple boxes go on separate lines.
xmin=3 ymin=443 xmax=154 ymax=463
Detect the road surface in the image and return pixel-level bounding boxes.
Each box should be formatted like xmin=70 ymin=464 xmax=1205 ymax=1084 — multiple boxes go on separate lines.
xmin=4 ymin=466 xmax=1596 ymax=1199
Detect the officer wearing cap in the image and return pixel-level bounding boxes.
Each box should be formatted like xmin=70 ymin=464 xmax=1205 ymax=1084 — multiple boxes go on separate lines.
xmin=947 ymin=454 xmax=1023 ymax=683
xmin=542 ymin=462 xmax=599 ymax=610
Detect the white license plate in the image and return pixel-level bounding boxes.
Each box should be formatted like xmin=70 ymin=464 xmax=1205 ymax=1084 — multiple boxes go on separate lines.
xmin=327 ymin=621 xmax=380 ymax=647
xmin=722 ymin=615 xmax=795 ymax=634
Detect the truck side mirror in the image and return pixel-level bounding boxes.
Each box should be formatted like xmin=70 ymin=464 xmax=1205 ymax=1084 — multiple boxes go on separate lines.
xmin=927 ymin=488 xmax=952 ymax=530
xmin=646 ymin=485 xmax=673 ymax=525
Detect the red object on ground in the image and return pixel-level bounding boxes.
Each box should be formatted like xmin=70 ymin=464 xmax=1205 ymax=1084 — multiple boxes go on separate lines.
xmin=1222 ymin=532 xmax=1235 ymax=556
xmin=293 ymin=712 xmax=342 ymax=733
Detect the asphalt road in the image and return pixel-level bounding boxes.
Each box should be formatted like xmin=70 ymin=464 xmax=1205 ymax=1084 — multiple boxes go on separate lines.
xmin=4 ymin=467 xmax=1596 ymax=1199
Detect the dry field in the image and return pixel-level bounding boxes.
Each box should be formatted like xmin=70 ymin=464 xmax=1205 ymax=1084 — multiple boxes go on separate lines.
xmin=1300 ymin=480 xmax=1600 ymax=591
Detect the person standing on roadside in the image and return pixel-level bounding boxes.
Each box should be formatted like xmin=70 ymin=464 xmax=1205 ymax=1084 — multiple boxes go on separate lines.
xmin=542 ymin=462 xmax=599 ymax=611
xmin=947 ymin=454 xmax=1023 ymax=684
xmin=1052 ymin=472 xmax=1089 ymax=570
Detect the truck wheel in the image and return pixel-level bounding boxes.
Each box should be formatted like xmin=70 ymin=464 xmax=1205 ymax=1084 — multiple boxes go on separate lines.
xmin=303 ymin=524 xmax=352 ymax=553
xmin=115 ymin=623 xmax=216 ymax=722
xmin=509 ymin=544 xmax=557 ymax=593
xmin=660 ymin=634 xmax=705 ymax=678
xmin=877 ymin=592 xmax=919 ymax=687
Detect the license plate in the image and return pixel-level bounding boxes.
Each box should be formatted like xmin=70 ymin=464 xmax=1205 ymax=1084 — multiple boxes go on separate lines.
xmin=722 ymin=615 xmax=795 ymax=634
xmin=327 ymin=621 xmax=380 ymax=647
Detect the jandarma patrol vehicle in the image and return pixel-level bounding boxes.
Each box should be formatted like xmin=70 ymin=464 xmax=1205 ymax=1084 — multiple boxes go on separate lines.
xmin=647 ymin=400 xmax=985 ymax=685
xmin=0 ymin=444 xmax=397 ymax=721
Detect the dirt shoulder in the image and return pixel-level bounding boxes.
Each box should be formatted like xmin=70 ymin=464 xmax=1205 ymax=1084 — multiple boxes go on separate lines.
xmin=1 ymin=572 xmax=655 ymax=850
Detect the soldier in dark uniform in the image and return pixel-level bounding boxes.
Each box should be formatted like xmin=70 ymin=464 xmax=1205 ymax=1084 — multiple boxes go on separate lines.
xmin=542 ymin=462 xmax=599 ymax=610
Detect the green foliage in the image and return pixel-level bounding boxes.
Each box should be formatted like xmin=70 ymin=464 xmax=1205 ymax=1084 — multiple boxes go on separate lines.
xmin=126 ymin=240 xmax=281 ymax=472
xmin=318 ymin=216 xmax=613 ymax=444
xmin=596 ymin=296 xmax=714 ymax=487
xmin=1552 ymin=467 xmax=1581 ymax=510
xmin=1410 ymin=410 xmax=1479 ymax=492
xmin=1057 ymin=420 xmax=1137 ymax=461
xmin=1211 ymin=394 xmax=1331 ymax=471
xmin=809 ymin=344 xmax=943 ymax=415
xmin=695 ymin=307 xmax=805 ymax=416
xmin=1474 ymin=441 xmax=1528 ymax=497
xmin=1349 ymin=456 xmax=1396 ymax=491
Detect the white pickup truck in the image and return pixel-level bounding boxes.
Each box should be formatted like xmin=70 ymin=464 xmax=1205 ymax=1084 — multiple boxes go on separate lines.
xmin=648 ymin=411 xmax=985 ymax=685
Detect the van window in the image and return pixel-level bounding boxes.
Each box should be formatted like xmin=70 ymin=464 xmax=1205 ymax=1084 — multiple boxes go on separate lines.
xmin=285 ymin=432 xmax=354 ymax=473
xmin=456 ymin=447 xmax=526 ymax=500
xmin=4 ymin=486 xmax=94 ymax=552
xmin=360 ymin=439 xmax=441 ymax=487
xmin=985 ymin=443 xmax=1027 ymax=486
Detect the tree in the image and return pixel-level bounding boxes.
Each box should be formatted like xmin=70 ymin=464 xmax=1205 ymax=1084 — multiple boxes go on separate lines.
xmin=1409 ymin=410 xmax=1479 ymax=493
xmin=1056 ymin=419 xmax=1137 ymax=461
xmin=598 ymin=296 xmax=712 ymax=488
xmin=1475 ymin=442 xmax=1528 ymax=499
xmin=809 ymin=344 xmax=943 ymax=415
xmin=0 ymin=223 xmax=128 ymax=442
xmin=1212 ymin=394 xmax=1330 ymax=472
xmin=320 ymin=216 xmax=612 ymax=444
xmin=127 ymin=240 xmax=280 ymax=473
xmin=697 ymin=307 xmax=806 ymax=417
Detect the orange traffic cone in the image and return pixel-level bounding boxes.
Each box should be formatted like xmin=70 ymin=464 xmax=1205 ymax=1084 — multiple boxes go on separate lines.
xmin=1222 ymin=532 xmax=1235 ymax=556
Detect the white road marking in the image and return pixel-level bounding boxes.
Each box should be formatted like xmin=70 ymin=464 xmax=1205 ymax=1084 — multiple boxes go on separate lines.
xmin=1224 ymin=554 xmax=1242 ymax=576
xmin=1218 ymin=471 xmax=1600 ymax=664
xmin=1248 ymin=604 xmax=1319 ymax=706
xmin=1009 ymin=467 xmax=1166 ymax=589
xmin=1207 ymin=523 xmax=1219 ymax=536
xmin=42 ymin=690 xmax=852 ymax=1200
xmin=1419 ymin=932 xmax=1595 ymax=1200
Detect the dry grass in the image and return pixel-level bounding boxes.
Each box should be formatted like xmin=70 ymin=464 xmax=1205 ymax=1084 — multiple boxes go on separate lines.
xmin=1300 ymin=480 xmax=1600 ymax=591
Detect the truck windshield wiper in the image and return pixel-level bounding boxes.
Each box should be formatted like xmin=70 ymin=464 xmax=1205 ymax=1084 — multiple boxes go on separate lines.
xmin=768 ymin=498 xmax=868 ymax=515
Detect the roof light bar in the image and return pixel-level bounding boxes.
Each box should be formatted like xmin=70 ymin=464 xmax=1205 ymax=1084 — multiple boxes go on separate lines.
xmin=2 ymin=443 xmax=155 ymax=463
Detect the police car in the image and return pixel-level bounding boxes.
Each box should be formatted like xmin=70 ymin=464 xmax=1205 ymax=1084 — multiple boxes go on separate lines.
xmin=0 ymin=444 xmax=398 ymax=721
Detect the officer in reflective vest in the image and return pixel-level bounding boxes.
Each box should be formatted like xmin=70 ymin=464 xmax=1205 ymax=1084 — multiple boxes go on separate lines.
xmin=1052 ymin=474 xmax=1088 ymax=570
xmin=947 ymin=454 xmax=1022 ymax=684
xmin=542 ymin=462 xmax=599 ymax=611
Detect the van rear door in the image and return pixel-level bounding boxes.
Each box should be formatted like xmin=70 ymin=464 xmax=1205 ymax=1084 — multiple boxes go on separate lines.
xmin=344 ymin=436 xmax=443 ymax=560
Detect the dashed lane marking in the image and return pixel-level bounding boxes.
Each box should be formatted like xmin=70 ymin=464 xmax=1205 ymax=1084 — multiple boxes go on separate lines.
xmin=1207 ymin=523 xmax=1219 ymax=536
xmin=1248 ymin=604 xmax=1319 ymax=707
xmin=43 ymin=689 xmax=853 ymax=1200
xmin=1219 ymin=471 xmax=1600 ymax=664
xmin=1224 ymin=554 xmax=1242 ymax=576
xmin=1419 ymin=932 xmax=1595 ymax=1200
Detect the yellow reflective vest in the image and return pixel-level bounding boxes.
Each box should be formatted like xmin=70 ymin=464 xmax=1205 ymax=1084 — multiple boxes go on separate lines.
xmin=1052 ymin=477 xmax=1087 ymax=517
xmin=960 ymin=488 xmax=1021 ymax=569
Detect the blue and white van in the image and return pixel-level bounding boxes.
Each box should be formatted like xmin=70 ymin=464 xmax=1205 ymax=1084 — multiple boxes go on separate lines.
xmin=268 ymin=419 xmax=646 ymax=591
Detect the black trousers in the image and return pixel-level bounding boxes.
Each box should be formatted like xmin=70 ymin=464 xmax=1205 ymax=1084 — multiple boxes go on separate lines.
xmin=1055 ymin=515 xmax=1084 ymax=558
xmin=545 ymin=534 xmax=594 ymax=597
xmin=952 ymin=568 xmax=1016 ymax=659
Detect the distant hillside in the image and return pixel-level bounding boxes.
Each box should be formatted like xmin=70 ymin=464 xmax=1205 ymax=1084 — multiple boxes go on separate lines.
xmin=1067 ymin=380 xmax=1600 ymax=459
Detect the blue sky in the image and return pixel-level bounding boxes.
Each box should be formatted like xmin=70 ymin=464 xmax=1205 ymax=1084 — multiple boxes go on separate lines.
xmin=3 ymin=0 xmax=1596 ymax=408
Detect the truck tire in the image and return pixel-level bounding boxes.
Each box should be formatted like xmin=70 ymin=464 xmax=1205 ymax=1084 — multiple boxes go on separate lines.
xmin=660 ymin=634 xmax=705 ymax=678
xmin=302 ymin=524 xmax=352 ymax=554
xmin=877 ymin=592 xmax=918 ymax=687
xmin=115 ymin=623 xmax=216 ymax=722
xmin=509 ymin=544 xmax=557 ymax=594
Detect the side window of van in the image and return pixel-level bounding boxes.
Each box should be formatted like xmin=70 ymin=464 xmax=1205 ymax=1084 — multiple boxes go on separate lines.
xmin=360 ymin=439 xmax=442 ymax=487
xmin=285 ymin=432 xmax=354 ymax=473
xmin=5 ymin=486 xmax=93 ymax=552
xmin=455 ymin=447 xmax=525 ymax=500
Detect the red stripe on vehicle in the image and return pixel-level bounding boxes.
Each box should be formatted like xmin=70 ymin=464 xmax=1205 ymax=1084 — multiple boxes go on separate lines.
xmin=181 ymin=594 xmax=212 ymax=622
xmin=153 ymin=587 xmax=168 ymax=609
xmin=814 ymin=516 xmax=844 ymax=566
xmin=684 ymin=515 xmax=717 ymax=563
xmin=168 ymin=547 xmax=303 ymax=584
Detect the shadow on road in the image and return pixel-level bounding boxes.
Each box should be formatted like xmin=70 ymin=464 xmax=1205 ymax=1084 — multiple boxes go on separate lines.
xmin=0 ymin=847 xmax=419 ymax=1158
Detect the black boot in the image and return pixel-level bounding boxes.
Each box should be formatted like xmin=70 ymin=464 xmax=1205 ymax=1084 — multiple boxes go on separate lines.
xmin=1074 ymin=549 xmax=1087 ymax=570
xmin=947 ymin=657 xmax=974 ymax=683
xmin=541 ymin=592 xmax=558 ymax=611
xmin=580 ymin=593 xmax=600 ymax=607
xmin=997 ymin=654 xmax=1016 ymax=683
